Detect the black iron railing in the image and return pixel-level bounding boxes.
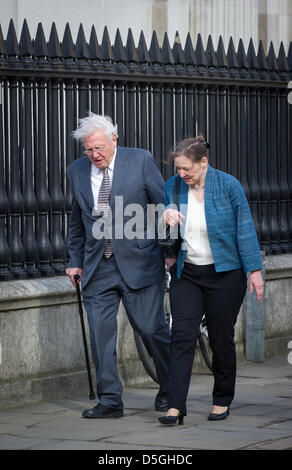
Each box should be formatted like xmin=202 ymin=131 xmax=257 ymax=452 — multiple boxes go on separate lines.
xmin=0 ymin=19 xmax=291 ymax=280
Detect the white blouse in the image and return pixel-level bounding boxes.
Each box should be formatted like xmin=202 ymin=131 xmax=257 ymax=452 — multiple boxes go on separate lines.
xmin=184 ymin=189 xmax=214 ymax=265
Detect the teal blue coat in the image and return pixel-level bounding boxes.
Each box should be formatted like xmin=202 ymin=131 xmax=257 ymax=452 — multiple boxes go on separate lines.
xmin=164 ymin=165 xmax=262 ymax=278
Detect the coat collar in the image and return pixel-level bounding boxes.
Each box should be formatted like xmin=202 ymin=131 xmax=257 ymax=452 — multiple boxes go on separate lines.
xmin=78 ymin=157 xmax=94 ymax=210
xmin=110 ymin=147 xmax=129 ymax=206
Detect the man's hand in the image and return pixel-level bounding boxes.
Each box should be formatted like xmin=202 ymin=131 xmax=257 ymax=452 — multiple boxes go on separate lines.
xmin=66 ymin=268 xmax=83 ymax=287
xmin=249 ymin=270 xmax=264 ymax=303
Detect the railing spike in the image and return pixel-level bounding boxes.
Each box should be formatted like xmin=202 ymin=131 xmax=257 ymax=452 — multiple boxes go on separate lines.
xmin=184 ymin=32 xmax=196 ymax=66
xmin=75 ymin=23 xmax=89 ymax=60
xmin=247 ymin=38 xmax=259 ymax=76
xmin=34 ymin=22 xmax=49 ymax=58
xmin=288 ymin=41 xmax=292 ymax=78
xmin=162 ymin=32 xmax=174 ymax=65
xmin=257 ymin=40 xmax=267 ymax=67
xmin=126 ymin=28 xmax=139 ymax=63
xmin=278 ymin=41 xmax=289 ymax=70
xmin=173 ymin=32 xmax=185 ymax=67
xmin=267 ymin=41 xmax=279 ymax=69
xmin=137 ymin=30 xmax=150 ymax=63
xmin=47 ymin=22 xmax=63 ymax=60
xmin=267 ymin=41 xmax=279 ymax=79
xmin=257 ymin=40 xmax=269 ymax=79
xmin=101 ymin=25 xmax=114 ymax=61
xmin=227 ymin=37 xmax=238 ymax=68
xmin=89 ymin=25 xmax=102 ymax=60
xmin=206 ymin=35 xmax=218 ymax=67
xmin=19 ymin=19 xmax=34 ymax=57
xmin=0 ymin=23 xmax=6 ymax=58
xmin=113 ymin=28 xmax=127 ymax=62
xmin=215 ymin=35 xmax=228 ymax=78
xmin=216 ymin=35 xmax=228 ymax=67
xmin=195 ymin=33 xmax=207 ymax=66
xmin=174 ymin=31 xmax=181 ymax=44
xmin=149 ymin=30 xmax=162 ymax=64
xmin=237 ymin=38 xmax=249 ymax=78
xmin=62 ymin=22 xmax=75 ymax=59
xmin=6 ymin=18 xmax=21 ymax=58
xmin=277 ymin=41 xmax=289 ymax=81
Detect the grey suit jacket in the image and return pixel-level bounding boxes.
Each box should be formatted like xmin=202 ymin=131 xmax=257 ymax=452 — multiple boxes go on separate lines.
xmin=66 ymin=146 xmax=165 ymax=289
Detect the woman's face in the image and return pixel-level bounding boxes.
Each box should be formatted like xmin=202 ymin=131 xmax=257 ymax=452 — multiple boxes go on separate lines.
xmin=174 ymin=155 xmax=208 ymax=186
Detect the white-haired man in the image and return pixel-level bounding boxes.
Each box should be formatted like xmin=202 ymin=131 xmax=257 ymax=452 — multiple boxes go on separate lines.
xmin=66 ymin=113 xmax=169 ymax=419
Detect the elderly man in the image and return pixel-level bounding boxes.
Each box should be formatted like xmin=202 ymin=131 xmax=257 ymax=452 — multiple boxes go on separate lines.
xmin=66 ymin=113 xmax=169 ymax=419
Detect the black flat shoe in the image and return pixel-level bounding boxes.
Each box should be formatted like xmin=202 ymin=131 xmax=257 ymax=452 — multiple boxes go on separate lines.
xmin=207 ymin=407 xmax=229 ymax=421
xmin=158 ymin=412 xmax=184 ymax=426
xmin=82 ymin=403 xmax=124 ymax=419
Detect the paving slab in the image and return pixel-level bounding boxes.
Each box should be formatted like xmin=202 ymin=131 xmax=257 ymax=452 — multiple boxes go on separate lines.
xmin=244 ymin=435 xmax=292 ymax=450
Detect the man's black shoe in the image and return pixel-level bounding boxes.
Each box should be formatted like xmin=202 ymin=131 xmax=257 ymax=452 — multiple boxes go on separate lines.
xmin=82 ymin=403 xmax=124 ymax=419
xmin=155 ymin=390 xmax=168 ymax=411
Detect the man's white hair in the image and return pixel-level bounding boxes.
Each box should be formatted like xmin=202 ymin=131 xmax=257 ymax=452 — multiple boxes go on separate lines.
xmin=73 ymin=112 xmax=118 ymax=141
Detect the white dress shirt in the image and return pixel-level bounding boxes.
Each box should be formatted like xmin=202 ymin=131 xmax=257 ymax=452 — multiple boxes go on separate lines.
xmin=91 ymin=148 xmax=116 ymax=211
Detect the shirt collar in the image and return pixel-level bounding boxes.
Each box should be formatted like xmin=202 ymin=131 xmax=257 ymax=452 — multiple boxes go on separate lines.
xmin=91 ymin=147 xmax=117 ymax=175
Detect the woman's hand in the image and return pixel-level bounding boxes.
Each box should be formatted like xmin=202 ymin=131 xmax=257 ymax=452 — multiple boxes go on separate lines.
xmin=163 ymin=209 xmax=185 ymax=227
xmin=249 ymin=270 xmax=264 ymax=303
xmin=66 ymin=267 xmax=83 ymax=287
xmin=165 ymin=258 xmax=176 ymax=271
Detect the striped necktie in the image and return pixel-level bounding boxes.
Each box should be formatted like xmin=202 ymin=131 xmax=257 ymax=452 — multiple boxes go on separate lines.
xmin=98 ymin=167 xmax=113 ymax=258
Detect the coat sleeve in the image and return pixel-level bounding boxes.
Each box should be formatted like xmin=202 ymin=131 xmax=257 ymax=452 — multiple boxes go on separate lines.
xmin=230 ymin=180 xmax=262 ymax=273
xmin=143 ymin=151 xmax=165 ymax=205
xmin=66 ymin=170 xmax=86 ymax=269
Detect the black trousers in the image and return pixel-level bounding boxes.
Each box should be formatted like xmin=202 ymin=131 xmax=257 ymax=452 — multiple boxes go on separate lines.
xmin=168 ymin=262 xmax=247 ymax=415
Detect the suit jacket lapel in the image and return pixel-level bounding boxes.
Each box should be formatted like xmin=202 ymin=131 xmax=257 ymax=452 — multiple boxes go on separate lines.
xmin=78 ymin=157 xmax=94 ymax=211
xmin=110 ymin=147 xmax=129 ymax=206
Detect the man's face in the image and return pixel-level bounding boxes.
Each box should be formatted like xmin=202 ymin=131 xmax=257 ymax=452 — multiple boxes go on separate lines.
xmin=83 ymin=130 xmax=117 ymax=170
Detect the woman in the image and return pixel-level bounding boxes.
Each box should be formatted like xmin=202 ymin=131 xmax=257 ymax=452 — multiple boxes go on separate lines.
xmin=159 ymin=136 xmax=264 ymax=425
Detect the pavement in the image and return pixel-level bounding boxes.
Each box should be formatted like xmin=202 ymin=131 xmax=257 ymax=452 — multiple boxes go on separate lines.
xmin=1 ymin=355 xmax=292 ymax=452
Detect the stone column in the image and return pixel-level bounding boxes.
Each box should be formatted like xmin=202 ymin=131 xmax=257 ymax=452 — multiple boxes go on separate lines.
xmin=189 ymin=0 xmax=258 ymax=50
xmin=259 ymin=0 xmax=292 ymax=53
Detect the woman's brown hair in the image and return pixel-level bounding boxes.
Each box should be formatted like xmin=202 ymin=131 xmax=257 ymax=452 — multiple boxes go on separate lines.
xmin=169 ymin=135 xmax=209 ymax=163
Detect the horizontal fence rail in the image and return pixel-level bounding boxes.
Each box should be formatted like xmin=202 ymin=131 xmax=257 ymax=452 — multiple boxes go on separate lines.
xmin=0 ymin=19 xmax=291 ymax=280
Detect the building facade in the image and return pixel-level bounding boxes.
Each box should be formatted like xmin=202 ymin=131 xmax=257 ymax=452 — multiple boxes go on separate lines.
xmin=0 ymin=0 xmax=291 ymax=55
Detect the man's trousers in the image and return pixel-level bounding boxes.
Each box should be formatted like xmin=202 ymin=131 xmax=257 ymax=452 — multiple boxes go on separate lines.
xmin=82 ymin=255 xmax=169 ymax=408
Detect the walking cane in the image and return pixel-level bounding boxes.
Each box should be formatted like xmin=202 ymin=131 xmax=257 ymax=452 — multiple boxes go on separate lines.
xmin=73 ymin=274 xmax=96 ymax=400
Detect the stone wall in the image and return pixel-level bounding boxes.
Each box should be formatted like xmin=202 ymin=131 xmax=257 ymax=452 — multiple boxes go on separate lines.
xmin=263 ymin=254 xmax=292 ymax=356
xmin=0 ymin=254 xmax=291 ymax=408
xmin=0 ymin=277 xmax=149 ymax=408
